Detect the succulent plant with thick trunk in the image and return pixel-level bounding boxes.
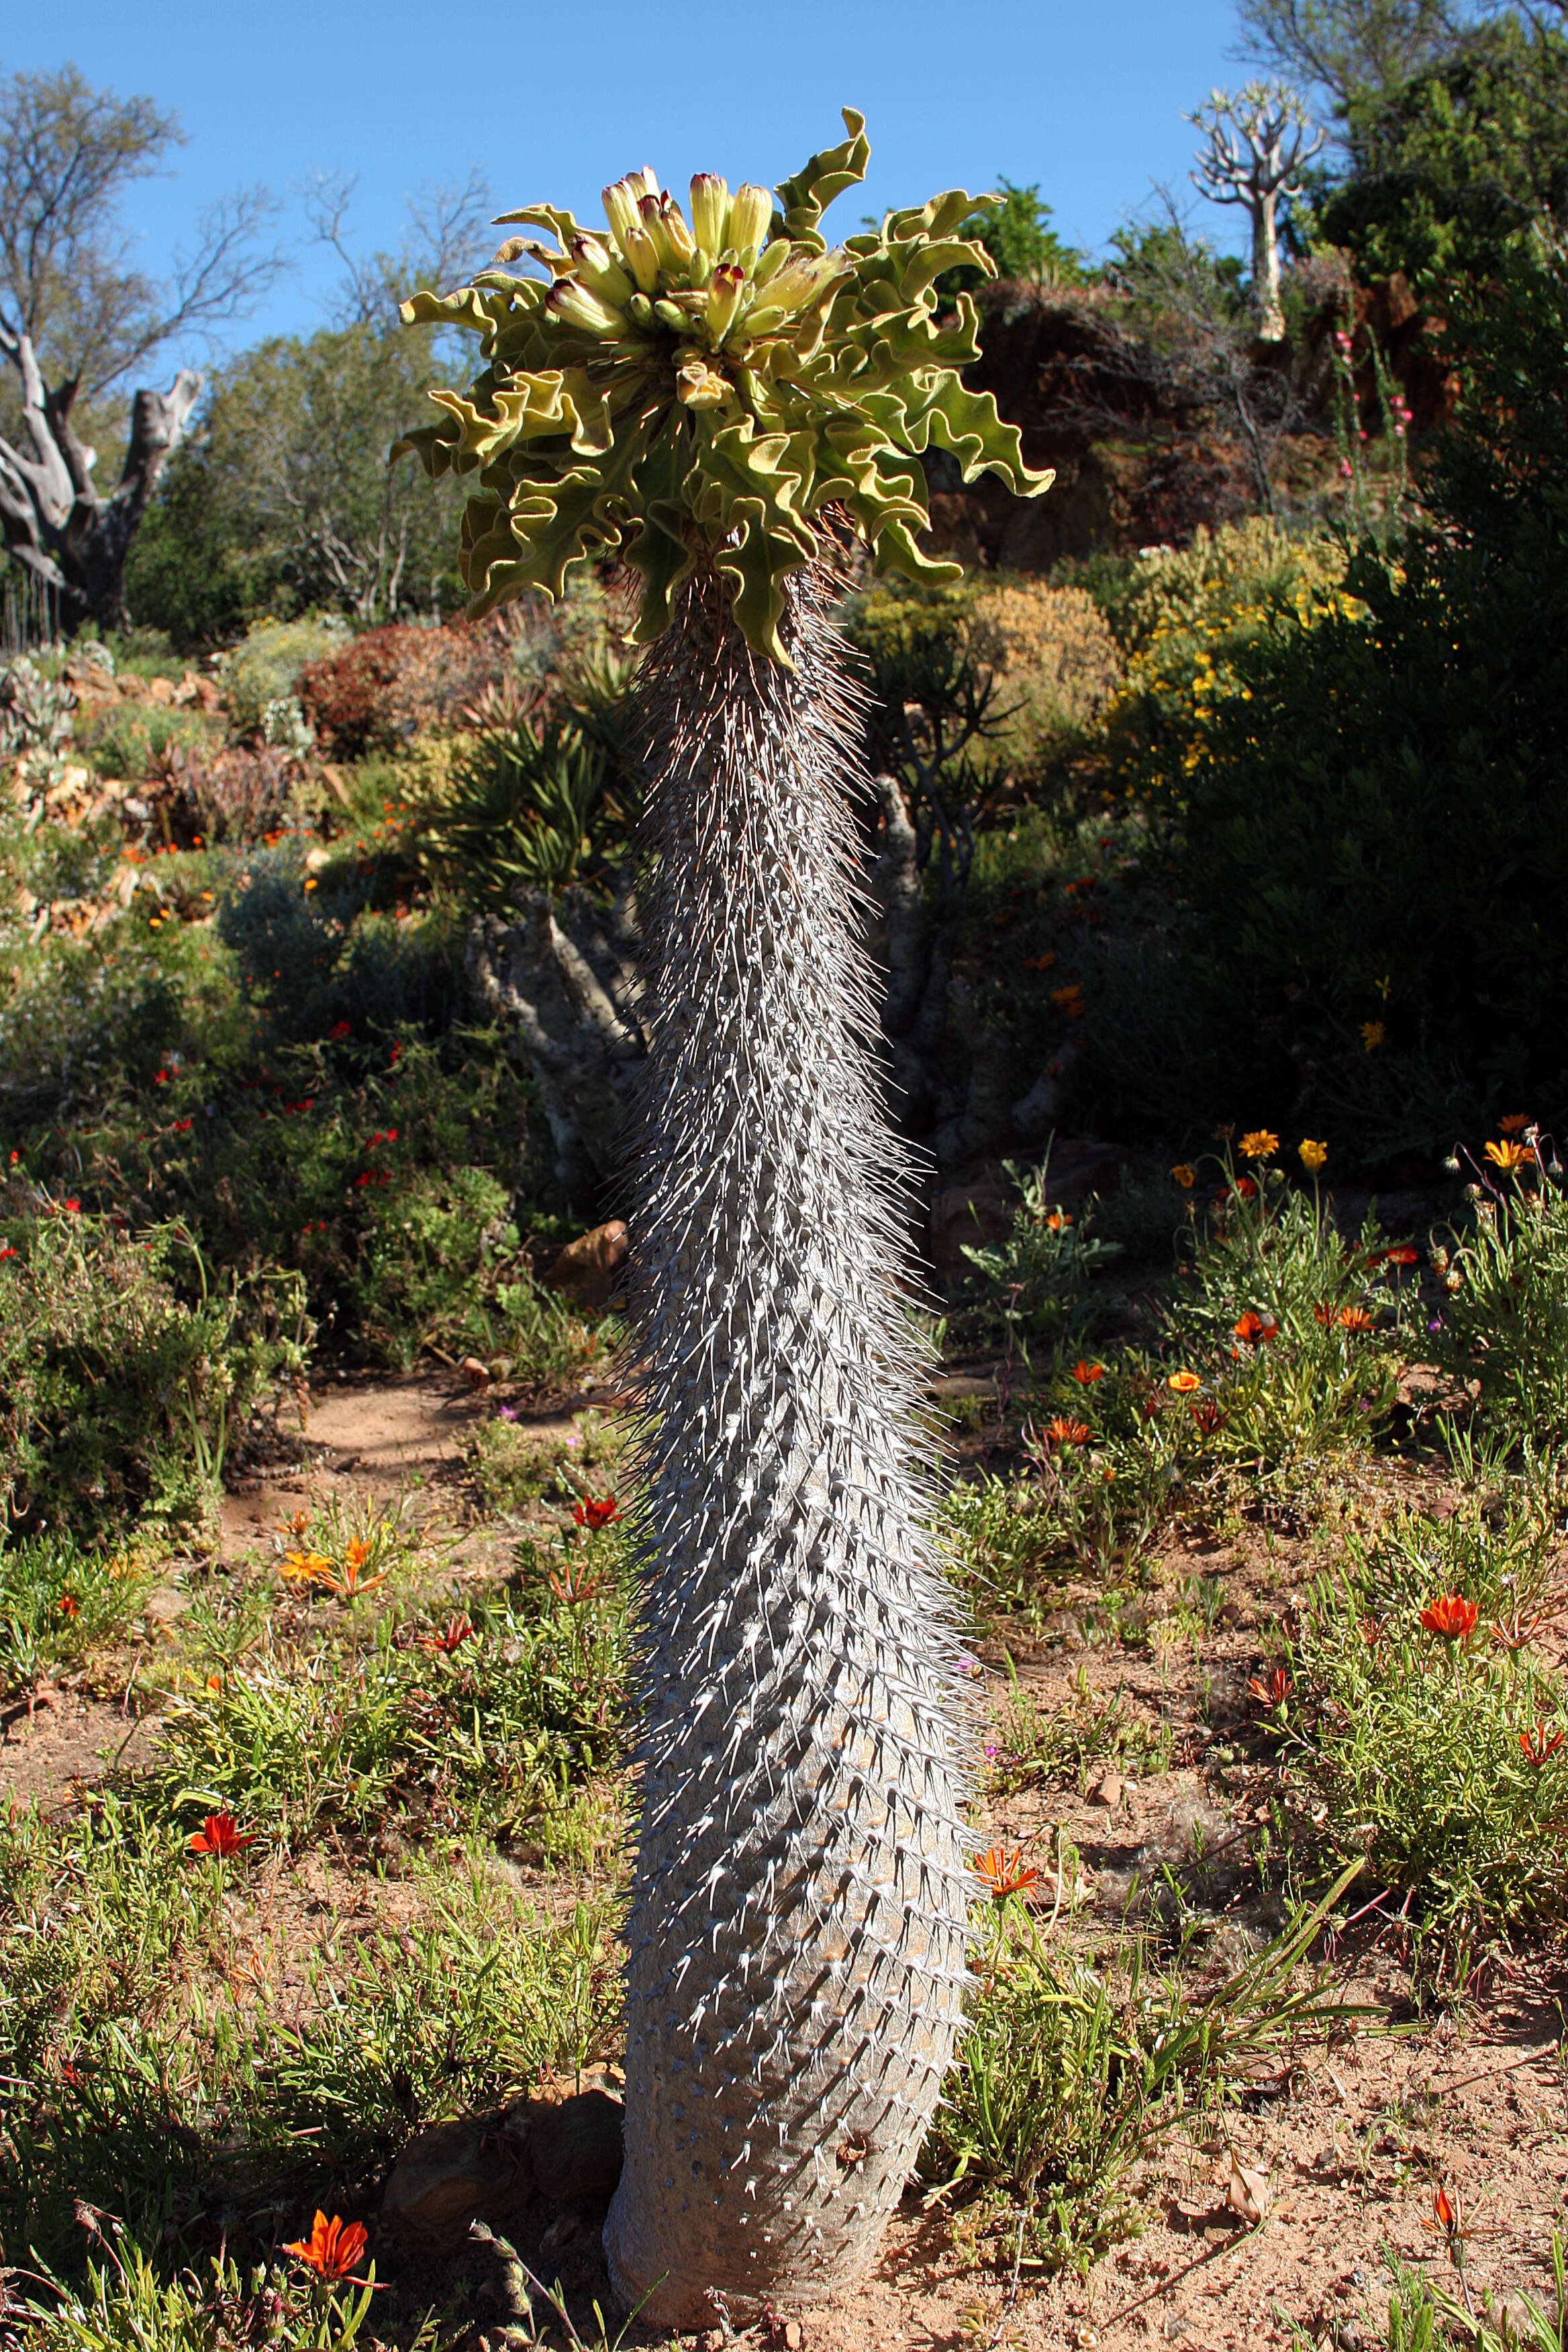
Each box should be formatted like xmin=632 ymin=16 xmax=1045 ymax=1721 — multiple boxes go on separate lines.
xmin=399 ymin=113 xmax=1050 ymax=2324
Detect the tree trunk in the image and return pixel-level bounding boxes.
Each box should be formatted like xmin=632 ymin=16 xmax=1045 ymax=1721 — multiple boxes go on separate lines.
xmin=603 ymin=566 xmax=971 ymax=2326
xmin=1252 ymin=191 xmax=1285 ymax=344
xmin=0 ymin=326 xmax=201 ymax=633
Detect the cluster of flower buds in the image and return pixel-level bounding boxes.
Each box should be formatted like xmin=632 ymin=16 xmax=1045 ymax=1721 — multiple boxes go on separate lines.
xmin=534 ymin=165 xmax=849 ymax=407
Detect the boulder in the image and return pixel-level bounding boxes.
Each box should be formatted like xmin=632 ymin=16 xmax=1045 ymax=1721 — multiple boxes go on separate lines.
xmin=511 ymin=2088 xmax=624 ymax=2202
xmin=381 ymin=2112 xmax=534 ymax=2253
xmin=546 ymin=1220 xmax=629 ymax=1314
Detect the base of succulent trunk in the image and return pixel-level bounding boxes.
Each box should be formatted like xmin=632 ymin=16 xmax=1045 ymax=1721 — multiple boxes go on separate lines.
xmin=603 ymin=567 xmax=971 ymax=2327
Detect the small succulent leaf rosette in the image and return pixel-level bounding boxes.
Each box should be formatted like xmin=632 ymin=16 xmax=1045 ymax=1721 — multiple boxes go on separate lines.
xmin=395 ymin=109 xmax=1053 ymax=664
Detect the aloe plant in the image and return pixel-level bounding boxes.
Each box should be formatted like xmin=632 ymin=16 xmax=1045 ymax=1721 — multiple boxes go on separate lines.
xmin=399 ymin=111 xmax=1050 ymax=2323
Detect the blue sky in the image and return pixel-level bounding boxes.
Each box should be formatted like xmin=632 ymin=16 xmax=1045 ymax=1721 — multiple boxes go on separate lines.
xmin=7 ymin=0 xmax=1252 ymax=366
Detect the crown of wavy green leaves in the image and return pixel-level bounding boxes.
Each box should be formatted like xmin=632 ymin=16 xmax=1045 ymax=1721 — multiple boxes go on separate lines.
xmin=395 ymin=109 xmax=1053 ymax=663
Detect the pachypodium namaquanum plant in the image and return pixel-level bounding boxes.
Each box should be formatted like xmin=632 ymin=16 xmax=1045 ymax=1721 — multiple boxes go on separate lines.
xmin=399 ymin=112 xmax=1051 ymax=2325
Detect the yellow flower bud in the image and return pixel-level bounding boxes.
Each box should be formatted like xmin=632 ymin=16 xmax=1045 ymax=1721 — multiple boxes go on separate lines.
xmin=705 ymin=263 xmax=746 ymax=341
xmin=601 ymin=179 xmax=642 ymax=256
xmin=728 ymin=183 xmax=773 ymax=254
xmin=658 ymin=195 xmax=696 ymax=266
xmin=638 ymin=193 xmax=679 ymax=272
xmin=622 ymin=223 xmax=661 ymax=293
xmin=752 ymin=247 xmax=842 ymax=319
xmin=752 ymin=238 xmax=791 ymax=288
xmin=690 ymin=174 xmax=730 ymax=254
xmin=544 ymin=277 xmax=625 ymax=337
xmin=571 ymin=234 xmax=633 ymax=307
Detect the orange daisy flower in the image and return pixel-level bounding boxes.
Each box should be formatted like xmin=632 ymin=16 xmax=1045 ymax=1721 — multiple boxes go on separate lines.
xmin=1046 ymin=1416 xmax=1091 ymax=1447
xmin=1420 ymin=1594 xmax=1479 ymax=1642
xmin=971 ymin=1847 xmax=1040 ymax=1900
xmin=1071 ymin=1359 xmax=1106 ymax=1384
xmin=283 ymin=2212 xmax=371 ymax=2283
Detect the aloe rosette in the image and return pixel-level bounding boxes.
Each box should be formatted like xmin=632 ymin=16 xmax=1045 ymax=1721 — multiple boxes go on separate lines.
xmin=399 ymin=113 xmax=1050 ymax=2323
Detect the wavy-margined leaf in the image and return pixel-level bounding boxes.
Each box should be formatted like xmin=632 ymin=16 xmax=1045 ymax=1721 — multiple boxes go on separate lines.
xmin=397 ymin=107 xmax=1052 ymax=665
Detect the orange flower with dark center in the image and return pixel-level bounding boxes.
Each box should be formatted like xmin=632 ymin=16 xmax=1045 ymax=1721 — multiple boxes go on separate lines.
xmin=1047 ymin=1416 xmax=1091 ymax=1447
xmin=1499 ymin=1114 xmax=1531 ymax=1134
xmin=58 ymin=1591 xmax=81 ymax=1618
xmin=573 ymin=1493 xmax=620 ymax=1530
xmin=1239 ymin=1130 xmax=1279 ymax=1160
xmin=1233 ymin=1310 xmax=1277 ymax=1344
xmin=1420 ymin=1594 xmax=1479 ymax=1641
xmin=971 ymin=1847 xmax=1039 ymax=1900
xmin=419 ymin=1614 xmax=475 ymax=1655
xmin=1072 ymin=1359 xmax=1106 ymax=1384
xmin=1248 ymin=1665 xmax=1291 ymax=1708
xmin=283 ymin=2212 xmax=371 ymax=2283
xmin=1485 ymin=1139 xmax=1533 ymax=1172
xmin=1338 ymin=1306 xmax=1375 ymax=1331
xmin=189 ymin=1811 xmax=256 ymax=1859
xmin=1520 ymin=1723 xmax=1565 ymax=1765
xmin=1167 ymin=1370 xmax=1202 ymax=1394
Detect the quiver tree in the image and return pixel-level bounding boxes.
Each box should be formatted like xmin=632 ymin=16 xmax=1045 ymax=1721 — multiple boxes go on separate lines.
xmin=399 ymin=111 xmax=1050 ymax=2321
xmin=1189 ymin=81 xmax=1325 ymax=341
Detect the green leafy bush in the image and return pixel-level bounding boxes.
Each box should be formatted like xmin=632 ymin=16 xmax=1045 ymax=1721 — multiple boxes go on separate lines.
xmin=1167 ymin=242 xmax=1568 ymax=1127
xmin=0 ymin=1536 xmax=152 ymax=1698
xmin=1434 ymin=1150 xmax=1568 ymax=1447
xmin=72 ymin=703 xmax=211 ymax=781
xmin=0 ymin=1204 xmax=309 ymax=1539
xmin=217 ymin=617 xmax=349 ymax=740
xmin=1094 ymin=520 xmax=1359 ymax=807
xmin=1291 ymin=1496 xmax=1568 ymax=1969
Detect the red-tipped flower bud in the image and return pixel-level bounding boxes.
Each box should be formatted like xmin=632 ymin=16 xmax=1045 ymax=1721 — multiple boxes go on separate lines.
xmin=705 ymin=262 xmax=746 ymax=342
xmin=571 ymin=234 xmax=634 ymax=306
xmin=602 ymin=179 xmax=642 ymax=256
xmin=544 ymin=277 xmax=624 ymax=337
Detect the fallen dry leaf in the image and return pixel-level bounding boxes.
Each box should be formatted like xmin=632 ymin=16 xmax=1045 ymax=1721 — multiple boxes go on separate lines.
xmin=1228 ymin=2155 xmax=1272 ymax=2225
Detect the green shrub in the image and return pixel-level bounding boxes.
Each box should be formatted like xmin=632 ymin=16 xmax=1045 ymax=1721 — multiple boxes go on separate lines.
xmin=1166 ymin=242 xmax=1568 ymax=1130
xmin=0 ymin=1536 xmax=152 ymax=1698
xmin=72 ymin=703 xmax=211 ymax=781
xmin=1432 ymin=1144 xmax=1568 ymax=1451
xmin=0 ymin=1204 xmax=309 ymax=1539
xmin=1291 ymin=1497 xmax=1568 ymax=1969
xmin=1095 ymin=520 xmax=1359 ymax=807
xmin=959 ymin=1151 xmax=1123 ymax=1345
xmin=216 ymin=617 xmax=350 ymax=739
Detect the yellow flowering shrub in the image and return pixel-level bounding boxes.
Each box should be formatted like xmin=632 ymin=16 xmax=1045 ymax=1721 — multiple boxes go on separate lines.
xmin=969 ymin=578 xmax=1124 ymax=771
xmin=1099 ymin=522 xmax=1367 ymax=803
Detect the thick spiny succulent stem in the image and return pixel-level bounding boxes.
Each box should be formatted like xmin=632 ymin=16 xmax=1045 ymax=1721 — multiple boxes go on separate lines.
xmin=603 ymin=568 xmax=971 ymax=2326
